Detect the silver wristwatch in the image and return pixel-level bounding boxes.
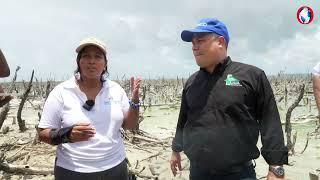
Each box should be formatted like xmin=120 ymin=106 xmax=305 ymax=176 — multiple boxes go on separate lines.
xmin=269 ymin=166 xmax=285 ymax=177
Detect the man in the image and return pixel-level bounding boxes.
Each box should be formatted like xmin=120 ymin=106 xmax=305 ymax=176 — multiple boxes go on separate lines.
xmin=0 ymin=49 xmax=12 ymax=107
xmin=170 ymin=18 xmax=288 ymax=180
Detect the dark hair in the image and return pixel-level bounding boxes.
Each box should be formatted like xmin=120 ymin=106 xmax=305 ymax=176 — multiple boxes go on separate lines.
xmin=74 ymin=48 xmax=109 ymax=82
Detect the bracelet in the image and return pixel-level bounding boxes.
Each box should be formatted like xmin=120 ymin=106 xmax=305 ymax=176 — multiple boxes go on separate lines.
xmin=49 ymin=125 xmax=74 ymax=145
xmin=129 ymin=99 xmax=141 ymax=109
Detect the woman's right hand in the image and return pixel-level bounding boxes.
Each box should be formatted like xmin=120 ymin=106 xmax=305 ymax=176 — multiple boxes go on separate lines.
xmin=69 ymin=123 xmax=96 ymax=142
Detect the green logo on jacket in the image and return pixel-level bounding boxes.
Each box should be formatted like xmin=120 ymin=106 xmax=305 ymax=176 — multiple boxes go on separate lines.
xmin=225 ymin=74 xmax=242 ymax=86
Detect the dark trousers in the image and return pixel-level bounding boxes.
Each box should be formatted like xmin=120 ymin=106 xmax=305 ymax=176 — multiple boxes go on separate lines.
xmin=54 ymin=160 xmax=128 ymax=180
xmin=190 ymin=163 xmax=257 ymax=180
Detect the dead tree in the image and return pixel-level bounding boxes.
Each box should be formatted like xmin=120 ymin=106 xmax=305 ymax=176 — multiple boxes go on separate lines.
xmin=284 ymin=85 xmax=288 ymax=108
xmin=33 ymin=80 xmax=52 ymax=145
xmin=0 ymin=66 xmax=21 ymax=130
xmin=44 ymin=80 xmax=51 ymax=100
xmin=33 ymin=77 xmax=41 ymax=100
xmin=285 ymin=84 xmax=305 ymax=154
xmin=17 ymin=70 xmax=34 ymax=132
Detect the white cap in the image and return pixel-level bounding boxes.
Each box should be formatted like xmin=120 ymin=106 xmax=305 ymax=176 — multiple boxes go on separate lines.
xmin=76 ymin=37 xmax=107 ymax=55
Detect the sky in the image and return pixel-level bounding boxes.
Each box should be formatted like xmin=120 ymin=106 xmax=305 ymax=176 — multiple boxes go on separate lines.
xmin=0 ymin=0 xmax=319 ymax=81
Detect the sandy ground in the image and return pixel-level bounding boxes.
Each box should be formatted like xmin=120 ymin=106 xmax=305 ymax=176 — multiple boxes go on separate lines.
xmin=0 ymin=98 xmax=320 ymax=180
xmin=137 ymin=105 xmax=320 ymax=180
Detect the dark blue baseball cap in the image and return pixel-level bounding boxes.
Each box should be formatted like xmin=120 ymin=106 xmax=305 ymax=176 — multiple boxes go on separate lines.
xmin=181 ymin=18 xmax=230 ymax=45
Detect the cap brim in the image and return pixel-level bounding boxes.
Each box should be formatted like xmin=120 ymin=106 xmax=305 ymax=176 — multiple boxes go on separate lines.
xmin=76 ymin=43 xmax=106 ymax=54
xmin=181 ymin=29 xmax=212 ymax=42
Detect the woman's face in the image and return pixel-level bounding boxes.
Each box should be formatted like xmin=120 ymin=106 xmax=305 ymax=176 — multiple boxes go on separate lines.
xmin=78 ymin=45 xmax=106 ymax=81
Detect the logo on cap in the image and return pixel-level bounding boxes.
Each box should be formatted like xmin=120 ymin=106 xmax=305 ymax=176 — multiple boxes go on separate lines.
xmin=296 ymin=6 xmax=314 ymax=24
xmin=197 ymin=23 xmax=208 ymax=27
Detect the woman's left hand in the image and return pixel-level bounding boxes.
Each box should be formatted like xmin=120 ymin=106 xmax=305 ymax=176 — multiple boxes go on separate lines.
xmin=130 ymin=77 xmax=142 ymax=101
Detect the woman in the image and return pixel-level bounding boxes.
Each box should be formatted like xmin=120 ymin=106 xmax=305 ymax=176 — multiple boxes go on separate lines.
xmin=38 ymin=37 xmax=141 ymax=180
xmin=0 ymin=49 xmax=13 ymax=107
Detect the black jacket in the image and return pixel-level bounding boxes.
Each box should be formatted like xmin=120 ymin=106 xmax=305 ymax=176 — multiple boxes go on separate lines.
xmin=172 ymin=57 xmax=288 ymax=173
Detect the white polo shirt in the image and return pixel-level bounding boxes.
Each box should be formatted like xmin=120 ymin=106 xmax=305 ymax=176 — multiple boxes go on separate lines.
xmin=38 ymin=76 xmax=129 ymax=173
xmin=313 ymin=62 xmax=320 ymax=75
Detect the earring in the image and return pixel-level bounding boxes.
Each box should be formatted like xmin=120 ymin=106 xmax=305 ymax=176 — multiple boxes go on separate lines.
xmin=101 ymin=73 xmax=107 ymax=81
xmin=75 ymin=72 xmax=81 ymax=80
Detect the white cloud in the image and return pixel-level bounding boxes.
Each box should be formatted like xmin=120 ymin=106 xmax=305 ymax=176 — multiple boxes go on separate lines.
xmin=0 ymin=0 xmax=319 ymax=80
xmin=248 ymin=27 xmax=320 ymax=74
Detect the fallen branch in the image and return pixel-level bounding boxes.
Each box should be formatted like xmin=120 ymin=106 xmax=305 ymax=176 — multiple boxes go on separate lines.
xmin=6 ymin=144 xmax=28 ymax=162
xmin=124 ymin=141 xmax=153 ymax=153
xmin=130 ymin=168 xmax=158 ymax=179
xmin=0 ymin=162 xmax=53 ymax=175
xmin=7 ymin=152 xmax=28 ymax=163
xmin=132 ymin=135 xmax=161 ymax=144
xmin=300 ymin=132 xmax=310 ymax=154
xmin=140 ymin=151 xmax=162 ymax=162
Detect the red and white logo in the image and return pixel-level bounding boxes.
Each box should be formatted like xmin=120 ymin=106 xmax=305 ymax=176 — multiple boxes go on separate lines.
xmin=296 ymin=6 xmax=314 ymax=24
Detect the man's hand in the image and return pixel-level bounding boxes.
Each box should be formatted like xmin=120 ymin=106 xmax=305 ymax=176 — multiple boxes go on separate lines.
xmin=69 ymin=123 xmax=96 ymax=142
xmin=170 ymin=151 xmax=182 ymax=176
xmin=267 ymin=170 xmax=285 ymax=180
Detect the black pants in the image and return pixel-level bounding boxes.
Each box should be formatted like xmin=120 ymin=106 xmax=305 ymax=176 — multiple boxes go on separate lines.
xmin=54 ymin=160 xmax=128 ymax=180
xmin=189 ymin=162 xmax=257 ymax=180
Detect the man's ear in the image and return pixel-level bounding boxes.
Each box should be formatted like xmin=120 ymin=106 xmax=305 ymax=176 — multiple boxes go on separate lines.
xmin=217 ymin=36 xmax=226 ymax=48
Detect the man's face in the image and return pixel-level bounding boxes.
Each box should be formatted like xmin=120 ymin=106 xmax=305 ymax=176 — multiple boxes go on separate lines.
xmin=191 ymin=33 xmax=222 ymax=68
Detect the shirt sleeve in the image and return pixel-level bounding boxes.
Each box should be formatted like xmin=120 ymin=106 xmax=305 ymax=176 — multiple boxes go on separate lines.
xmin=256 ymin=71 xmax=288 ymax=165
xmin=38 ymin=88 xmax=63 ymax=129
xmin=172 ymin=88 xmax=188 ymax=152
xmin=313 ymin=62 xmax=320 ymax=75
